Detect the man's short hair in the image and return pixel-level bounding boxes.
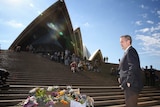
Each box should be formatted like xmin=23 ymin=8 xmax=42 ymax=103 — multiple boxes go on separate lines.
xmin=120 ymin=35 xmax=132 ymax=44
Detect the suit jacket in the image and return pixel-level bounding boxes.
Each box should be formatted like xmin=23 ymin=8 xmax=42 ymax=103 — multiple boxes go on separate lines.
xmin=119 ymin=46 xmax=143 ymax=93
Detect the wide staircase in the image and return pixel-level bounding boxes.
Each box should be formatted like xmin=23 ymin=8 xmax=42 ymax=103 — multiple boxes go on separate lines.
xmin=0 ymin=50 xmax=160 ymax=107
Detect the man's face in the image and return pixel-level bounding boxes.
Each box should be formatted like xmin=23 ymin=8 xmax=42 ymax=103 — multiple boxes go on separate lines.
xmin=120 ymin=37 xmax=130 ymax=50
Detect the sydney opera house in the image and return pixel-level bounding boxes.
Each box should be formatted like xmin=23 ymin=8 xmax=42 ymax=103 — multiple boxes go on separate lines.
xmin=9 ymin=0 xmax=103 ymax=62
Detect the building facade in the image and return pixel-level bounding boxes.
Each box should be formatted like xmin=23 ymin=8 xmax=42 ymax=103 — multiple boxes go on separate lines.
xmin=9 ymin=0 xmax=104 ymax=62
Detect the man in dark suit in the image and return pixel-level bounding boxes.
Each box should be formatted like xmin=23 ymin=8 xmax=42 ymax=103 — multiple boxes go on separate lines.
xmin=118 ymin=35 xmax=143 ymax=107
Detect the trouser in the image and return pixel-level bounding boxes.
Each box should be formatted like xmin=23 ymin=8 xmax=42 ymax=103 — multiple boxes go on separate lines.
xmin=124 ymin=87 xmax=138 ymax=107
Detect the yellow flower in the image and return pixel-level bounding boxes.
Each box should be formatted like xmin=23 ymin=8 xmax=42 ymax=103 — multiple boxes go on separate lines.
xmin=59 ymin=90 xmax=65 ymax=96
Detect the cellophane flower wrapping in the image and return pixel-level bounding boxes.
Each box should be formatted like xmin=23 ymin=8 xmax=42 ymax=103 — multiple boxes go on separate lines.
xmin=22 ymin=86 xmax=94 ymax=107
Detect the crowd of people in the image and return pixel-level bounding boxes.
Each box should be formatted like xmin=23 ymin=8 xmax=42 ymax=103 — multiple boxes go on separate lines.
xmin=50 ymin=49 xmax=101 ymax=73
xmin=13 ymin=44 xmax=102 ymax=73
xmin=143 ymin=65 xmax=160 ymax=86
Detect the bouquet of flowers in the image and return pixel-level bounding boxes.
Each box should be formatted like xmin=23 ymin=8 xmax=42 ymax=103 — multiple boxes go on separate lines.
xmin=23 ymin=86 xmax=94 ymax=107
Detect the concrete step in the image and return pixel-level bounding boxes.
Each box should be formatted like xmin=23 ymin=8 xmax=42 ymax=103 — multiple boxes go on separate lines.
xmin=107 ymin=100 xmax=160 ymax=107
xmin=0 ymin=94 xmax=28 ymax=100
xmin=0 ymin=99 xmax=25 ymax=107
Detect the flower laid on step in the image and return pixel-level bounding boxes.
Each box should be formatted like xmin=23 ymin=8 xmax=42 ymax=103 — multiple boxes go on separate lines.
xmin=23 ymin=96 xmax=38 ymax=107
xmin=23 ymin=86 xmax=94 ymax=107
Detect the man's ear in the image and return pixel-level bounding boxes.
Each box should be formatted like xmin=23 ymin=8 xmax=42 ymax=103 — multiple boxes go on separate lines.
xmin=127 ymin=40 xmax=130 ymax=45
